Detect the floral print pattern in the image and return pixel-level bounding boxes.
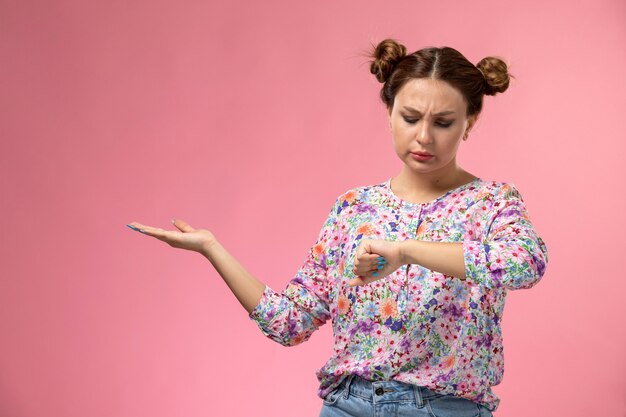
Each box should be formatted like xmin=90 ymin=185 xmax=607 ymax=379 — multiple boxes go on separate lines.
xmin=248 ymin=177 xmax=548 ymax=412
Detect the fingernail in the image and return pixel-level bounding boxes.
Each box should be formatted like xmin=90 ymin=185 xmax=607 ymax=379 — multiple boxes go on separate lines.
xmin=377 ymin=264 xmax=384 ymax=270
xmin=127 ymin=224 xmax=140 ymax=231
xmin=139 ymin=229 xmax=147 ymax=234
xmin=373 ymin=272 xmax=378 ymax=277
xmin=171 ymin=219 xmax=176 ymax=224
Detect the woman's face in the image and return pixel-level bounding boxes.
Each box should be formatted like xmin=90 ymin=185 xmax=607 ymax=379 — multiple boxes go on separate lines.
xmin=388 ymin=77 xmax=478 ymax=176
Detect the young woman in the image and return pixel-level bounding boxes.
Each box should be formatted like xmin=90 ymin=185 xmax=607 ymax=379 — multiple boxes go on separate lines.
xmin=128 ymin=39 xmax=549 ymax=416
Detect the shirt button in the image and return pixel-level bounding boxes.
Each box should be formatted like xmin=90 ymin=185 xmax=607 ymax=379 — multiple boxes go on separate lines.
xmin=375 ymin=387 xmax=384 ymax=396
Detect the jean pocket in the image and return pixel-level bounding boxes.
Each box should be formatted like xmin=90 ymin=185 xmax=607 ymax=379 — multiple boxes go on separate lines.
xmin=322 ymin=384 xmax=346 ymax=406
xmin=426 ymin=394 xmax=482 ymax=417
xmin=477 ymin=404 xmax=493 ymax=417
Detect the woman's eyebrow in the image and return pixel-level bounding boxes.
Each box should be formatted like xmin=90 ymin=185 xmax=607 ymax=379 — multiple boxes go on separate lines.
xmin=401 ymin=106 xmax=456 ymax=116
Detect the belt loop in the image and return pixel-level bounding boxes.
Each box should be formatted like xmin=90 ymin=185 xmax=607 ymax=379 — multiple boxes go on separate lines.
xmin=343 ymin=374 xmax=355 ymax=399
xmin=413 ymin=384 xmax=424 ymax=408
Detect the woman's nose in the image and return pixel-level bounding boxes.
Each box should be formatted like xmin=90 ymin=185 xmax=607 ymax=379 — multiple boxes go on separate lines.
xmin=416 ymin=121 xmax=434 ymax=144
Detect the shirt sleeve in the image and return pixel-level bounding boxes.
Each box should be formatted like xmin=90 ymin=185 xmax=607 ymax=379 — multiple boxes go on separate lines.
xmin=462 ymin=183 xmax=549 ymax=290
xmin=247 ymin=197 xmax=341 ymax=346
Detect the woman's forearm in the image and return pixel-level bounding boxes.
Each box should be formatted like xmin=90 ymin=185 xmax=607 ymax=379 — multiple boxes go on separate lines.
xmin=200 ymin=239 xmax=266 ymax=314
xmin=400 ymin=240 xmax=466 ymax=280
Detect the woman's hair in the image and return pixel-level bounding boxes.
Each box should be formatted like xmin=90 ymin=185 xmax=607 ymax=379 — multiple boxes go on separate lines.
xmin=368 ymin=38 xmax=513 ymax=116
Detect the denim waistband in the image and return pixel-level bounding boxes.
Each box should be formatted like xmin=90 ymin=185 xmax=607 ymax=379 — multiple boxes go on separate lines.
xmin=337 ymin=374 xmax=441 ymax=407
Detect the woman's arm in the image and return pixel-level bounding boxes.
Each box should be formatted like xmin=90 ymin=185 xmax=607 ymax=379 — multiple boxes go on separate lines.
xmin=127 ymin=219 xmax=266 ymax=314
xmin=462 ymin=183 xmax=548 ymax=290
xmin=400 ymin=240 xmax=466 ymax=280
xmin=350 ymin=183 xmax=548 ymax=290
xmin=129 ymin=196 xmax=340 ymax=347
xmin=349 ymin=238 xmax=465 ymax=286
xmin=200 ymin=239 xmax=266 ymax=314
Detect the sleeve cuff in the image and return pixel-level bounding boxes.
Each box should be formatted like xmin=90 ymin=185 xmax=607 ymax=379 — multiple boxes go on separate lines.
xmin=462 ymin=239 xmax=496 ymax=289
xmin=248 ymin=285 xmax=285 ymax=334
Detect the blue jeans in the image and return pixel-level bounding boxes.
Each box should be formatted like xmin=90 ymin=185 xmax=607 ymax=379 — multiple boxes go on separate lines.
xmin=319 ymin=375 xmax=493 ymax=417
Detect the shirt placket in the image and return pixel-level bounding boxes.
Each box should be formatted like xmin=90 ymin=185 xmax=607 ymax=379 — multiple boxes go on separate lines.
xmin=396 ymin=203 xmax=424 ymax=317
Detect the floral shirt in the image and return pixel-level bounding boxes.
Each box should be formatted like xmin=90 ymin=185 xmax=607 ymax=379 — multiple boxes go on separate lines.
xmin=248 ymin=177 xmax=549 ymax=411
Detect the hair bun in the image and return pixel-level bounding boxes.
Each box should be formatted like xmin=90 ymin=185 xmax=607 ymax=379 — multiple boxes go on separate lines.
xmin=476 ymin=56 xmax=512 ymax=96
xmin=369 ymin=39 xmax=407 ymax=83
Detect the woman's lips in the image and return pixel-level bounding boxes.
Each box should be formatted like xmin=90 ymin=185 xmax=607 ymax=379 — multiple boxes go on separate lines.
xmin=411 ymin=152 xmax=434 ymax=161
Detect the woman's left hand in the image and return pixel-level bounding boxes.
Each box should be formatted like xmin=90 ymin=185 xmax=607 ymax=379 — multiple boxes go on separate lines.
xmin=349 ymin=239 xmax=405 ymax=286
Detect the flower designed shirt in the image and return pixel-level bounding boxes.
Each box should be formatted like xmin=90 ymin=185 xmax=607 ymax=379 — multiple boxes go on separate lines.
xmin=248 ymin=177 xmax=549 ymax=412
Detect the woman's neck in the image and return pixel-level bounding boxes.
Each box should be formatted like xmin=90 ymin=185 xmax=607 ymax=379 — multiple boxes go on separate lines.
xmin=392 ymin=165 xmax=476 ymax=203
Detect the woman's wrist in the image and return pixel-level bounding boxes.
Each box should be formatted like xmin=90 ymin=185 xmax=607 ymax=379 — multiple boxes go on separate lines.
xmin=200 ymin=236 xmax=220 ymax=259
xmin=400 ymin=239 xmax=420 ymax=265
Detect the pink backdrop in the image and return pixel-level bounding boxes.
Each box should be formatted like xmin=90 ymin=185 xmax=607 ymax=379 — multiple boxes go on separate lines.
xmin=2 ymin=0 xmax=625 ymax=416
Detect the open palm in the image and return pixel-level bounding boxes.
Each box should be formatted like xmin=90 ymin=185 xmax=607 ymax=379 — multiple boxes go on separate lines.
xmin=127 ymin=219 xmax=215 ymax=255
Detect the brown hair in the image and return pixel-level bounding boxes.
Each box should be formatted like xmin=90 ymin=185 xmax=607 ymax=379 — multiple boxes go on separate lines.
xmin=368 ymin=39 xmax=513 ymax=116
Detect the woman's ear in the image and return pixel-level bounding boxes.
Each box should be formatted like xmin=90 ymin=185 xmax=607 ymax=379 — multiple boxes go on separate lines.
xmin=463 ymin=113 xmax=480 ymax=140
xmin=467 ymin=113 xmax=479 ymax=131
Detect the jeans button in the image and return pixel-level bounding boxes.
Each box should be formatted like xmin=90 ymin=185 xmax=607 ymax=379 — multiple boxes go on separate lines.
xmin=375 ymin=387 xmax=384 ymax=396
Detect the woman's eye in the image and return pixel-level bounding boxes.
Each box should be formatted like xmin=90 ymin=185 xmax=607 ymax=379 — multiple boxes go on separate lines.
xmin=402 ymin=116 xmax=453 ymax=128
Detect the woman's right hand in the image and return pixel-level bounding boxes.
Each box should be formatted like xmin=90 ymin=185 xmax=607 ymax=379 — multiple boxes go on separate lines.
xmin=128 ymin=218 xmax=267 ymax=315
xmin=127 ymin=219 xmax=216 ymax=256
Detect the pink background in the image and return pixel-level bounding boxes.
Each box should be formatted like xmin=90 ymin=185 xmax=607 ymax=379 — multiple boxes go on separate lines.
xmin=1 ymin=0 xmax=625 ymax=416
